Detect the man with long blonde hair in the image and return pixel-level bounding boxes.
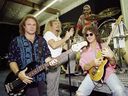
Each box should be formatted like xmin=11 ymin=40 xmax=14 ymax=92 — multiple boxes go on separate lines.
xmin=43 ymin=19 xmax=74 ymax=96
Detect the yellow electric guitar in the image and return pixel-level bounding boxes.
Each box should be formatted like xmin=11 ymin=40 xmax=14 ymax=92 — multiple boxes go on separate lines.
xmin=89 ymin=15 xmax=123 ymax=81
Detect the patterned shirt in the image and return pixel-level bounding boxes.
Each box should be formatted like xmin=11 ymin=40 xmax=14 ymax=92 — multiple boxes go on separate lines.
xmin=8 ymin=35 xmax=51 ymax=82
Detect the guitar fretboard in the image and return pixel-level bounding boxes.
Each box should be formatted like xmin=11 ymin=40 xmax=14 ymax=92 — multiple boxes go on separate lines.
xmin=27 ymin=63 xmax=49 ymax=77
xmin=27 ymin=49 xmax=73 ymax=77
xmin=56 ymin=49 xmax=72 ymax=64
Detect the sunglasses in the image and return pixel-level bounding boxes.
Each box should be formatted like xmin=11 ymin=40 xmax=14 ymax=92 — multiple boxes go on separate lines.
xmin=86 ymin=33 xmax=93 ymax=37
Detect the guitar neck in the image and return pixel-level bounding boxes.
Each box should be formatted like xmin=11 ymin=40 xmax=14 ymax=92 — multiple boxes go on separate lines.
xmin=27 ymin=49 xmax=73 ymax=77
xmin=107 ymin=15 xmax=123 ymax=46
xmin=27 ymin=63 xmax=49 ymax=77
xmin=56 ymin=49 xmax=73 ymax=64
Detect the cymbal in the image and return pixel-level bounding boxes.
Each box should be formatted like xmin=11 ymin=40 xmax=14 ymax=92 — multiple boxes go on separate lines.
xmin=98 ymin=7 xmax=121 ymax=18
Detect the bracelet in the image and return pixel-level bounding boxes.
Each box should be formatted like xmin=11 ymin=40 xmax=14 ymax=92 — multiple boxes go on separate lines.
xmin=15 ymin=70 xmax=20 ymax=76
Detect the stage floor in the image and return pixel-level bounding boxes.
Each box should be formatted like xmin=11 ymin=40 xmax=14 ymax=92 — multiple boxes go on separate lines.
xmin=59 ymin=70 xmax=128 ymax=95
xmin=0 ymin=69 xmax=128 ymax=96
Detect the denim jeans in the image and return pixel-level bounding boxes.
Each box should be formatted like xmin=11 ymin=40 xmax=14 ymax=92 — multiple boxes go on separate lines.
xmin=76 ymin=73 xmax=126 ymax=96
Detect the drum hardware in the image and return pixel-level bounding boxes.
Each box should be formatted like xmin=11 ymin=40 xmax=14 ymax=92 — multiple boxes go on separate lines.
xmin=86 ymin=7 xmax=121 ymax=21
xmin=98 ymin=19 xmax=128 ymax=42
xmin=112 ymin=16 xmax=128 ymax=73
xmin=98 ymin=19 xmax=116 ymax=29
xmin=98 ymin=15 xmax=128 ymax=73
xmin=98 ymin=19 xmax=116 ymax=39
xmin=85 ymin=7 xmax=120 ymax=38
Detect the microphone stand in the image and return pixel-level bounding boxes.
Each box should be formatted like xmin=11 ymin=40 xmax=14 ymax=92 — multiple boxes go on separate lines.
xmin=67 ymin=39 xmax=72 ymax=96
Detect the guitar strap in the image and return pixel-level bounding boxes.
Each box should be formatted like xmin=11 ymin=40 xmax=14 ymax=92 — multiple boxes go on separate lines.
xmin=38 ymin=35 xmax=49 ymax=85
xmin=38 ymin=36 xmax=43 ymax=63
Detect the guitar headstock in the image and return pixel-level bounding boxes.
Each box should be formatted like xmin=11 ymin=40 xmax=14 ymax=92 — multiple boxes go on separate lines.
xmin=115 ymin=15 xmax=123 ymax=25
xmin=71 ymin=41 xmax=88 ymax=52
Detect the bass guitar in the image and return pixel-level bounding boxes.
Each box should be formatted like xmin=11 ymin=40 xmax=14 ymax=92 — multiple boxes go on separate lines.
xmin=4 ymin=41 xmax=87 ymax=96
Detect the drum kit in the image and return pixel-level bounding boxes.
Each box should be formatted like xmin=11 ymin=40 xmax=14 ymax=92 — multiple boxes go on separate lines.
xmin=97 ymin=7 xmax=121 ymax=39
xmin=85 ymin=7 xmax=121 ymax=21
xmin=98 ymin=7 xmax=121 ymax=19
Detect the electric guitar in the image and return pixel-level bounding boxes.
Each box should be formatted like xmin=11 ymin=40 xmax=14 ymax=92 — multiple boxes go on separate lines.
xmin=89 ymin=15 xmax=123 ymax=81
xmin=4 ymin=41 xmax=87 ymax=96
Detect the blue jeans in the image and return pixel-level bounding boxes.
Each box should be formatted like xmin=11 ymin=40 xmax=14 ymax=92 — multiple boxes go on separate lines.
xmin=76 ymin=73 xmax=126 ymax=96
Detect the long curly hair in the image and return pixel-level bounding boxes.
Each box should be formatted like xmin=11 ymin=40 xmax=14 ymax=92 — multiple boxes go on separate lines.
xmin=82 ymin=23 xmax=103 ymax=47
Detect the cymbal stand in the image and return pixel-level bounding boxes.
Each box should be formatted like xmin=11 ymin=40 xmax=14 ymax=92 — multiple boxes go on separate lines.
xmin=67 ymin=39 xmax=72 ymax=96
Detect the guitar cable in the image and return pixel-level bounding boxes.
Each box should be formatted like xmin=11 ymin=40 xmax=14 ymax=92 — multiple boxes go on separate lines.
xmin=93 ymin=80 xmax=104 ymax=89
